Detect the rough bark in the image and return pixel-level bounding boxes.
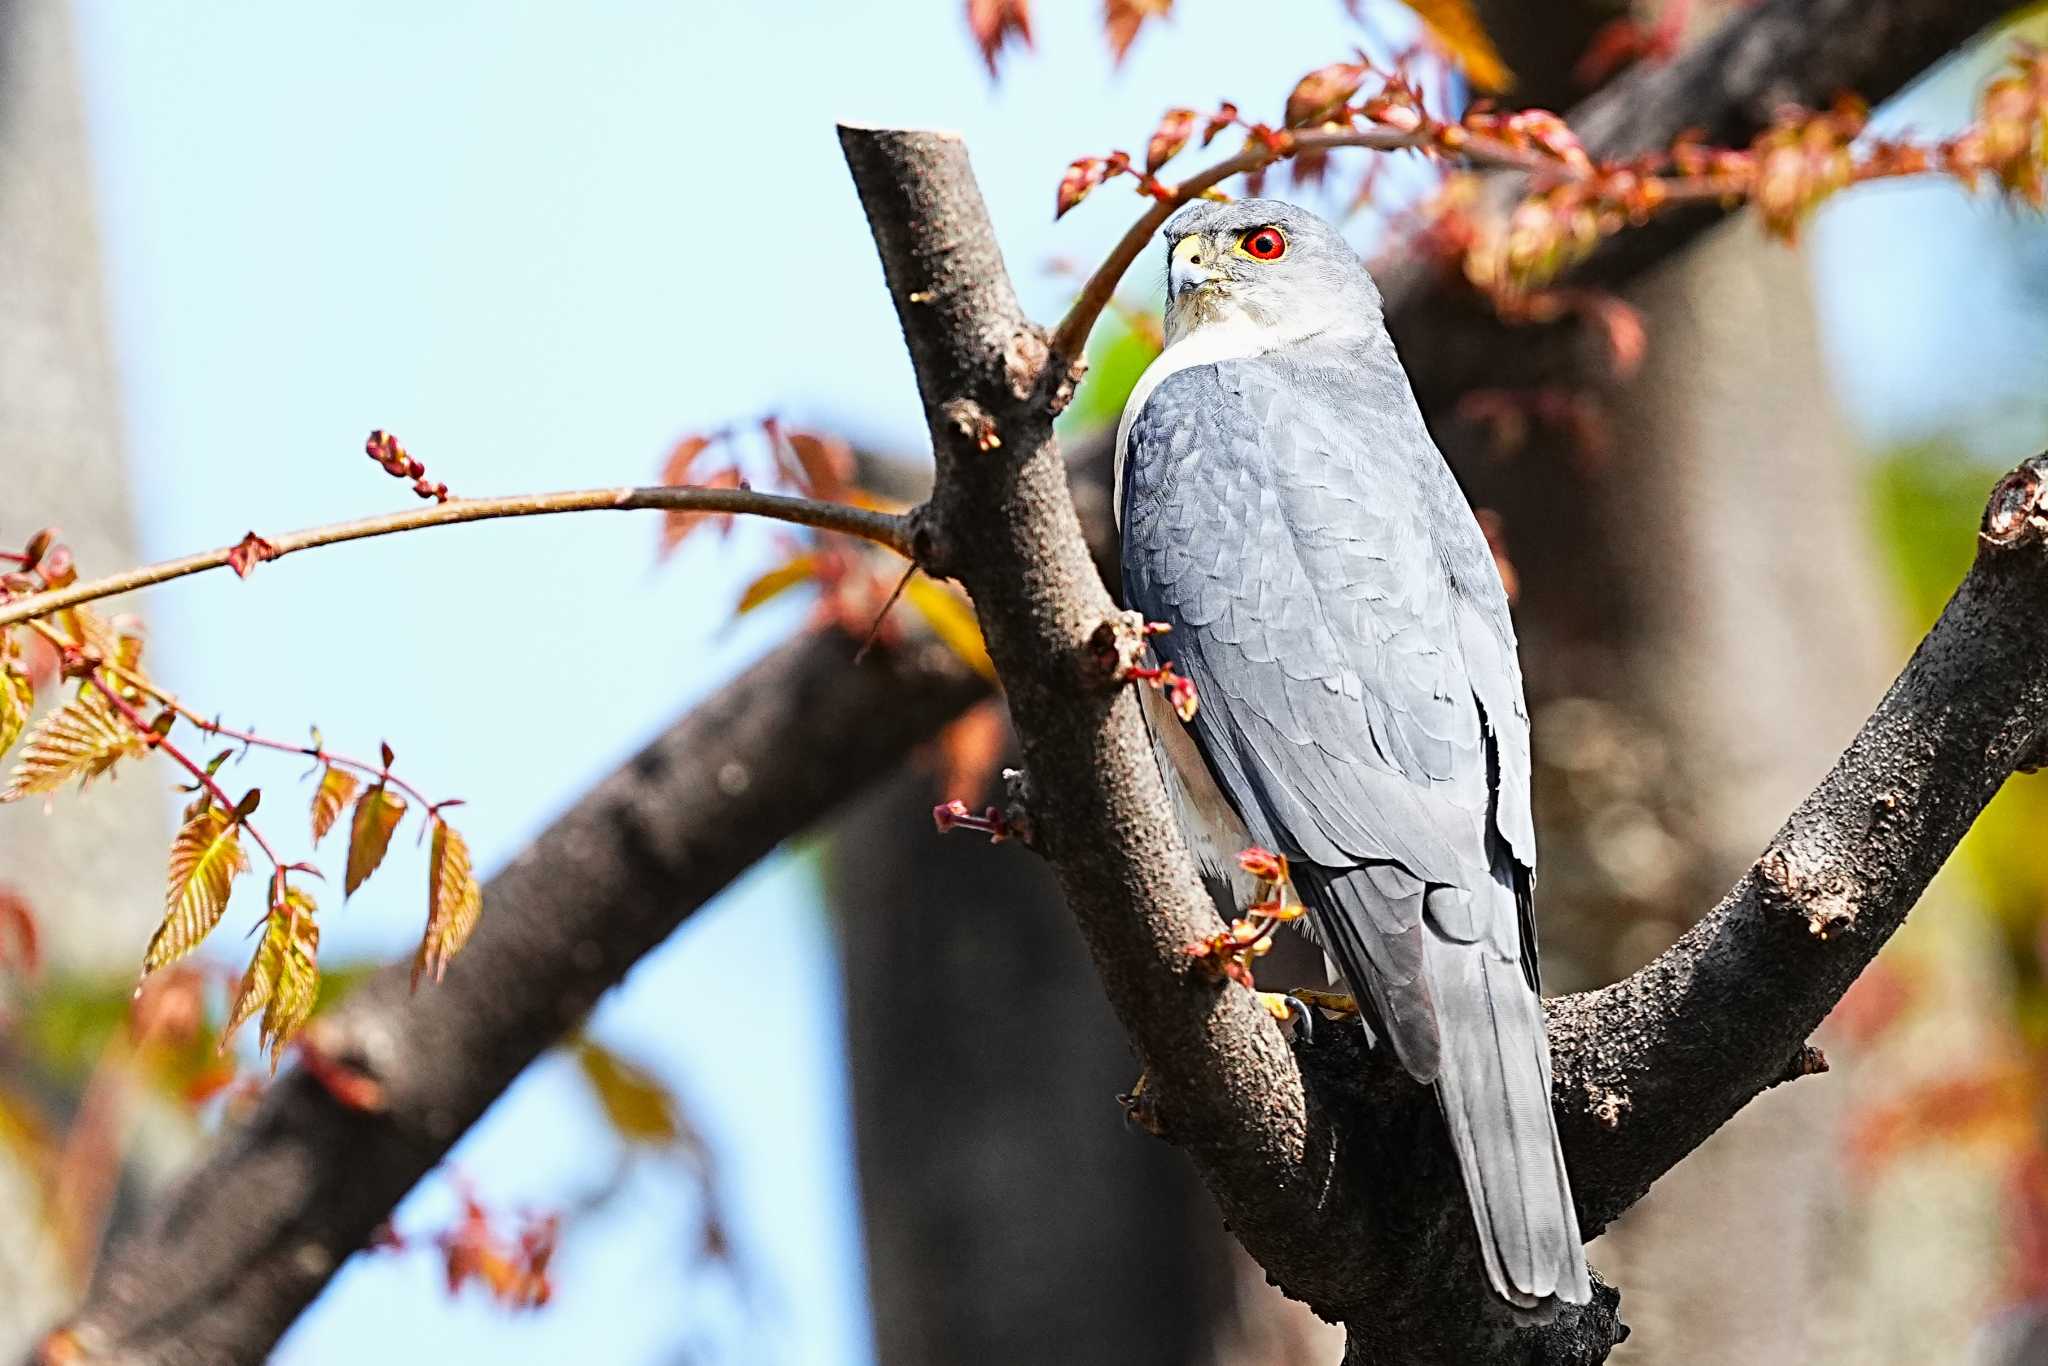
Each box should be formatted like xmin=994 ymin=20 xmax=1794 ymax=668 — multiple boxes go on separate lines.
xmin=39 ymin=629 xmax=985 ymax=1365
xmin=838 ymin=123 xmax=2048 ymax=1364
xmin=36 ymin=0 xmax=2027 ymax=1359
xmin=1387 ymin=0 xmax=2016 ymax=413
xmin=833 ymin=762 xmax=1247 ymax=1366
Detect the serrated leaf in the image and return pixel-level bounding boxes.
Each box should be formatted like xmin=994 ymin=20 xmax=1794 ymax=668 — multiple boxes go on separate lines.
xmin=221 ymin=915 xmax=283 ymax=1049
xmin=903 ymin=576 xmax=997 ymax=680
xmin=1 ymin=685 xmax=146 ymax=803
xmin=575 ymin=1039 xmax=681 ymax=1146
xmin=414 ymin=818 xmax=483 ymax=988
xmin=241 ymin=892 xmax=319 ymax=1069
xmin=57 ymin=605 xmax=119 ymax=666
xmin=143 ymin=803 xmax=249 ymax=973
xmin=736 ymin=555 xmax=819 ymax=615
xmin=311 ymin=766 xmax=361 ymax=844
xmin=0 ymin=663 xmax=32 ymax=762
xmin=344 ymin=784 xmax=407 ymax=897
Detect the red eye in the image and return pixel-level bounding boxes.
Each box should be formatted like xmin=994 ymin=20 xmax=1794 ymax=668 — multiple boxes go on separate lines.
xmin=1240 ymin=227 xmax=1286 ymax=261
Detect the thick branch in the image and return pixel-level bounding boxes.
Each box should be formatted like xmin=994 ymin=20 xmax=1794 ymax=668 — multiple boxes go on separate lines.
xmin=838 ymin=122 xmax=1342 ymax=1310
xmin=0 ymin=484 xmax=908 ymax=630
xmin=40 ymin=626 xmax=985 ymax=1365
xmin=1389 ymin=0 xmax=2014 ymax=411
xmin=43 ymin=5 xmax=2016 ymax=1359
xmin=1547 ymin=453 xmax=2048 ymax=1231
xmin=839 ymin=116 xmax=2048 ymax=1366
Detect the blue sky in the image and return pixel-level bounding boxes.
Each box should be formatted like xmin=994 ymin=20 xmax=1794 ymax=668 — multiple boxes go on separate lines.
xmin=60 ymin=3 xmax=2047 ymax=1363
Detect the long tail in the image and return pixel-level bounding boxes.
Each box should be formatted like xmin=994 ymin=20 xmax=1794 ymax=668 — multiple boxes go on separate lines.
xmin=1425 ymin=890 xmax=1590 ymax=1309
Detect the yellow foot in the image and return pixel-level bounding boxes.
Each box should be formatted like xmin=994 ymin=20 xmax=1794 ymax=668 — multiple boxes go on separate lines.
xmin=1253 ymin=991 xmax=1299 ymax=1022
xmin=1287 ymin=987 xmax=1359 ymax=1017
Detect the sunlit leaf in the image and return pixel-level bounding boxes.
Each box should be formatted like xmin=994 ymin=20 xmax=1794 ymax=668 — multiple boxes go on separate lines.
xmin=1391 ymin=0 xmax=1513 ymax=93
xmin=222 ymin=887 xmax=320 ymax=1070
xmin=344 ymin=784 xmax=407 ymax=897
xmin=1 ymin=685 xmax=146 ymax=803
xmin=736 ymin=555 xmax=819 ymax=615
xmin=56 ymin=605 xmax=119 ymax=665
xmin=143 ymin=801 xmax=249 ymax=973
xmin=1146 ymin=107 xmax=1199 ymax=173
xmin=414 ymin=818 xmax=482 ymax=988
xmin=574 ymin=1039 xmax=681 ymax=1146
xmin=903 ymin=575 xmax=997 ymax=680
xmin=265 ymin=897 xmax=320 ymax=1069
xmin=0 ymin=662 xmax=31 ymax=762
xmin=1285 ymin=62 xmax=1368 ymax=128
xmin=310 ymin=765 xmax=361 ymax=845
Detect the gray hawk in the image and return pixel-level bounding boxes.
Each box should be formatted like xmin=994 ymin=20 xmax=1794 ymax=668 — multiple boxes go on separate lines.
xmin=1115 ymin=198 xmax=1591 ymax=1311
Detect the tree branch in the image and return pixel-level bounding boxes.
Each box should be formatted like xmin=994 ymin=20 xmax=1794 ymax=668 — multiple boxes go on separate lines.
xmin=1548 ymin=453 xmax=2048 ymax=1233
xmin=0 ymin=484 xmax=908 ymax=631
xmin=1388 ymin=0 xmax=2015 ymax=412
xmin=38 ymin=626 xmax=985 ymax=1365
xmin=839 ymin=124 xmax=2048 ymax=1365
xmin=38 ymin=5 xmax=2018 ymax=1359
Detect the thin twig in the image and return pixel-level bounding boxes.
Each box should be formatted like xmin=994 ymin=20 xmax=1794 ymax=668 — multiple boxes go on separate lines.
xmin=0 ymin=485 xmax=913 ymax=630
xmin=1048 ymin=125 xmax=1546 ymax=360
xmin=82 ymin=671 xmax=284 ymax=869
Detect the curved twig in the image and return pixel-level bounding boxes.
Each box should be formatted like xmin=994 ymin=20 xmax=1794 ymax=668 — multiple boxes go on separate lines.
xmin=0 ymin=486 xmax=911 ymax=630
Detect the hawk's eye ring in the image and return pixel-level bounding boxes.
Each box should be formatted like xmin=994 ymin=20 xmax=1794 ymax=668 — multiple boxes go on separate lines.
xmin=1239 ymin=227 xmax=1287 ymax=261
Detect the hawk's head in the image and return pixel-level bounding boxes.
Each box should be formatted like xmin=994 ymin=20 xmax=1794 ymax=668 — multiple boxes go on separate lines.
xmin=1159 ymin=198 xmax=1382 ymax=347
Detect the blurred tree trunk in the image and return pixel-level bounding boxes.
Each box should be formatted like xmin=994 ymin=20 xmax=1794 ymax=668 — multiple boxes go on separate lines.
xmin=1564 ymin=220 xmax=2004 ymax=1366
xmin=1427 ymin=62 xmax=2008 ymax=1366
xmin=0 ymin=0 xmax=167 ymax=1349
xmin=829 ymin=754 xmax=1341 ymax=1366
xmin=1422 ymin=10 xmax=2015 ymax=1362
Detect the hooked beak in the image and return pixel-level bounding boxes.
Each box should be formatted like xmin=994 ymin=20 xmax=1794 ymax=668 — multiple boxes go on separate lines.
xmin=1169 ymin=235 xmax=1217 ymax=301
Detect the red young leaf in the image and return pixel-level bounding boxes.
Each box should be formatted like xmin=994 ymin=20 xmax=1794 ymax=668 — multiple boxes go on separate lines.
xmin=658 ymin=467 xmax=744 ymax=560
xmin=226 ymin=532 xmax=281 ymax=579
xmin=1285 ymin=62 xmax=1368 ymax=129
xmin=1056 ymin=157 xmax=1110 ymax=219
xmin=966 ymin=0 xmax=1033 ymax=77
xmin=1103 ymin=0 xmax=1173 ymax=66
xmin=659 ymin=433 xmax=714 ymax=487
xmin=0 ymin=885 xmax=38 ymax=978
xmin=784 ymin=430 xmax=855 ymax=501
xmin=1146 ymin=108 xmax=1199 ymax=174
xmin=1202 ymin=102 xmax=1240 ymax=148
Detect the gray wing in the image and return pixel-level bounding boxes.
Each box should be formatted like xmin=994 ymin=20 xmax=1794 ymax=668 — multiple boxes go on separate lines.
xmin=1120 ymin=348 xmax=1586 ymax=1308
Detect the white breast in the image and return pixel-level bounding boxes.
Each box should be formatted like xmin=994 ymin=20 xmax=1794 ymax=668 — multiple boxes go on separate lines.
xmin=1113 ymin=316 xmax=1283 ymax=527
